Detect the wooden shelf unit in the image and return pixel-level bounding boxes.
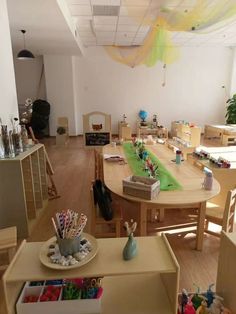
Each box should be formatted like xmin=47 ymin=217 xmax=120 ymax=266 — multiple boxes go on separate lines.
xmin=2 ymin=235 xmax=179 ymax=314
xmin=118 ymin=122 xmax=132 ymax=140
xmin=0 ymin=144 xmax=48 ymax=238
xmin=171 ymin=122 xmax=201 ymax=146
xmin=216 ymin=232 xmax=236 ymax=312
xmin=83 ymin=112 xmax=111 ymax=148
xmin=136 ymin=123 xmax=168 ymax=139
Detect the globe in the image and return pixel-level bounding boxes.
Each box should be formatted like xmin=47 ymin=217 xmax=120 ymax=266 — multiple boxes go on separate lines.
xmin=139 ymin=110 xmax=148 ymax=122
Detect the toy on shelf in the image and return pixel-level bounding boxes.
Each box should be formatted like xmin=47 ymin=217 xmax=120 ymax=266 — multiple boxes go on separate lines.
xmin=123 ymin=219 xmax=137 ymax=260
xmin=178 ymin=284 xmax=232 ymax=314
xmin=138 ymin=110 xmax=148 ymax=126
xmin=118 ymin=114 xmax=131 ymax=140
xmin=152 ymin=114 xmax=158 ymax=128
xmin=48 ymin=210 xmax=93 ymax=267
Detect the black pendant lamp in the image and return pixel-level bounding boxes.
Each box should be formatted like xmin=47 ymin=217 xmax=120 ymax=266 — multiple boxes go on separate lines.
xmin=17 ymin=30 xmax=35 ymax=60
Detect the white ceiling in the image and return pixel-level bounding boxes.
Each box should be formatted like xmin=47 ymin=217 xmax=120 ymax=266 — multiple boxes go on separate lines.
xmin=6 ymin=0 xmax=236 ymax=57
xmin=66 ymin=0 xmax=236 ymax=47
xmin=7 ymin=0 xmax=82 ymax=55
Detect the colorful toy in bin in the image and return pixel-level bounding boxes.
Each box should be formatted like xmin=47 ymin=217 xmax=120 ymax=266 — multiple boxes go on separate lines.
xmin=62 ymin=278 xmax=103 ymax=300
xmin=178 ymin=284 xmax=232 ymax=314
xmin=23 ymin=295 xmax=39 ymax=303
xmin=40 ymin=285 xmax=61 ymax=302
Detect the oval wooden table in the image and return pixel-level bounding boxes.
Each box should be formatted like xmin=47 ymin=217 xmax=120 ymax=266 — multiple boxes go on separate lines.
xmin=103 ymin=143 xmax=220 ymax=251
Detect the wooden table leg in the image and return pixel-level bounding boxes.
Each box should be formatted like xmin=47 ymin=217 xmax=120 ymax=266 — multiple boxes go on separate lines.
xmin=196 ymin=201 xmax=206 ymax=251
xmin=140 ymin=203 xmax=147 ymax=236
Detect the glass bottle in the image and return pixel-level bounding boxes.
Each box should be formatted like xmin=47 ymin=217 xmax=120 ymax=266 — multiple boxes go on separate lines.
xmin=12 ymin=126 xmax=23 ymax=155
xmin=21 ymin=125 xmax=29 ymax=151
xmin=176 ymin=150 xmax=182 ymax=164
xmin=1 ymin=125 xmax=10 ymax=158
xmin=0 ymin=133 xmax=4 ymax=159
xmin=8 ymin=131 xmax=15 ymax=158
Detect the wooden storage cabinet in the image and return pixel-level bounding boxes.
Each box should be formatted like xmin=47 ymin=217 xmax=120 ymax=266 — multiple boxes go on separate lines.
xmin=0 ymin=144 xmax=48 ymax=238
xmin=118 ymin=122 xmax=132 ymax=140
xmin=3 ymin=235 xmax=179 ymax=314
xmin=216 ymin=232 xmax=236 ymax=313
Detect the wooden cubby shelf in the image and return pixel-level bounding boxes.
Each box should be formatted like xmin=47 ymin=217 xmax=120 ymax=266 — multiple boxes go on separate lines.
xmin=0 ymin=144 xmax=48 ymax=238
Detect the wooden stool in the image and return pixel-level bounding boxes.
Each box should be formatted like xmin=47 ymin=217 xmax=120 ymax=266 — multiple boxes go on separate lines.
xmin=0 ymin=226 xmax=17 ymax=270
xmin=90 ymin=184 xmax=122 ymax=238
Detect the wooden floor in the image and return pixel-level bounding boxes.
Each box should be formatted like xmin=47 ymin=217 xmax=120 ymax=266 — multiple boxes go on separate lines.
xmin=0 ymin=136 xmax=229 ymax=312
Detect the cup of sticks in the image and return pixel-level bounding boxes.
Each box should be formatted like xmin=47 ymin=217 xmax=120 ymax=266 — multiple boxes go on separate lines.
xmin=52 ymin=210 xmax=87 ymax=257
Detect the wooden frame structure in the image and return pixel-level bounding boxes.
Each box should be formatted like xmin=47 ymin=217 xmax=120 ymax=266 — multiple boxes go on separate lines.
xmin=83 ymin=111 xmax=111 ymax=148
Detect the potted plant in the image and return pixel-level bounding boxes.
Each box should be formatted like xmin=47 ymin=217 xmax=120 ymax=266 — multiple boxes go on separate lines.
xmin=226 ymin=94 xmax=236 ymax=124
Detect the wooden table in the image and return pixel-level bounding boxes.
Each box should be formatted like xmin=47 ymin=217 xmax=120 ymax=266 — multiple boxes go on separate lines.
xmin=3 ymin=235 xmax=179 ymax=314
xmin=103 ymin=144 xmax=220 ymax=251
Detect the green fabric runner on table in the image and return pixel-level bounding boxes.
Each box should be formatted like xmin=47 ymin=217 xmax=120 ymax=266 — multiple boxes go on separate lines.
xmin=122 ymin=142 xmax=182 ymax=191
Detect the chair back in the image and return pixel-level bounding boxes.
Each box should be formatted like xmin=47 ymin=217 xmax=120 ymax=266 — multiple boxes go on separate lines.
xmin=94 ymin=149 xmax=103 ymax=181
xmin=222 ymin=188 xmax=236 ymax=232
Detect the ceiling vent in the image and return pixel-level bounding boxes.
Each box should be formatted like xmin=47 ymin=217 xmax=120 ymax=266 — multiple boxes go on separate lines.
xmin=92 ymin=5 xmax=120 ymax=16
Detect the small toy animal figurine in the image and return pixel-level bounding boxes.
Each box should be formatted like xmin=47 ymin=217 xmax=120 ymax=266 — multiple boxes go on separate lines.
xmin=153 ymin=114 xmax=158 ymax=127
xmin=204 ymin=284 xmax=215 ymax=307
xmin=192 ymin=284 xmax=203 ymax=310
xmin=181 ymin=289 xmax=188 ymax=313
xmin=196 ymin=298 xmax=209 ymax=314
xmin=122 ymin=114 xmax=127 ymax=123
xmin=123 ymin=219 xmax=138 ymax=261
xmin=184 ymin=297 xmax=196 ymax=314
xmin=209 ymin=295 xmax=224 ymax=314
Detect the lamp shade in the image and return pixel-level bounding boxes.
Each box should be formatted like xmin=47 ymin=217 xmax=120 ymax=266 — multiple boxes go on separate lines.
xmin=17 ymin=49 xmax=35 ymax=60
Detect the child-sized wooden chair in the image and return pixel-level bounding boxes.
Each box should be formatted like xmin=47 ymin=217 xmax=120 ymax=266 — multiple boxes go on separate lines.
xmin=0 ymin=226 xmax=17 ymax=271
xmin=205 ymin=188 xmax=236 ymax=237
xmin=94 ymin=149 xmax=103 ymax=181
xmin=90 ymin=182 xmax=122 ymax=238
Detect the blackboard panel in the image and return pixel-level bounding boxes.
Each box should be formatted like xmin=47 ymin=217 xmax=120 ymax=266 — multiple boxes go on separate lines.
xmin=85 ymin=132 xmax=110 ymax=146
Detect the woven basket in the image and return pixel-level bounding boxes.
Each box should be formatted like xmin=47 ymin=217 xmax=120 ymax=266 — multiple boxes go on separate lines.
xmin=123 ymin=175 xmax=160 ymax=200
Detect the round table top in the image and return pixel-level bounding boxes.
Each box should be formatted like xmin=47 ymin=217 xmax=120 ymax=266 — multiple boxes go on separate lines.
xmin=103 ymin=143 xmax=220 ymax=206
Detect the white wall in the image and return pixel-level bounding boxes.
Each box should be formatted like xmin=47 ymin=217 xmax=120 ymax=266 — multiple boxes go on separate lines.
xmin=13 ymin=55 xmax=46 ymax=104
xmin=44 ymin=55 xmax=78 ymax=136
xmin=74 ymin=46 xmax=232 ymax=134
xmin=0 ymin=0 xmax=18 ymax=125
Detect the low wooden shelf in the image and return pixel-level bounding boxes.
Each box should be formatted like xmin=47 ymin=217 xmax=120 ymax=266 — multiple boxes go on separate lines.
xmin=2 ymin=235 xmax=179 ymax=314
xmin=118 ymin=122 xmax=132 ymax=140
xmin=171 ymin=122 xmax=201 ymax=147
xmin=137 ymin=124 xmax=168 ymax=139
xmin=0 ymin=144 xmax=48 ymax=238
